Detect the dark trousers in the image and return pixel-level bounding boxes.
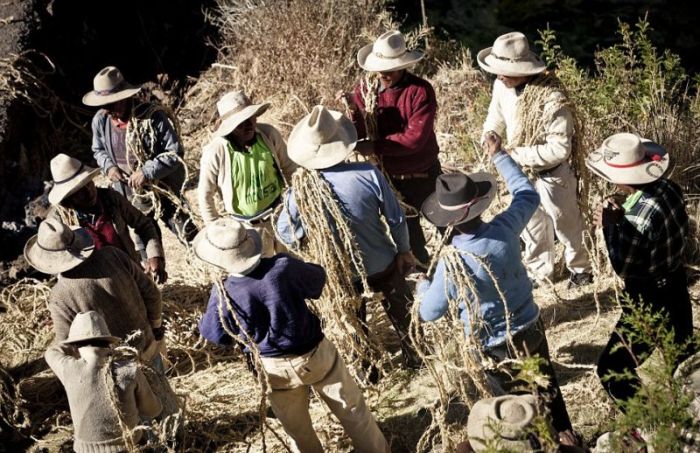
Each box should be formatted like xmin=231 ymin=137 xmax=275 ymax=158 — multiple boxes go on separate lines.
xmin=596 ymin=268 xmax=694 ymax=406
xmin=390 ymin=163 xmax=442 ymax=267
xmin=158 ymin=195 xmax=199 ymax=244
xmin=485 ymin=319 xmax=573 ymax=432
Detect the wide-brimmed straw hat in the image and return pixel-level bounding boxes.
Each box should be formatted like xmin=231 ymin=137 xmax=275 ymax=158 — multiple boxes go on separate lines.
xmin=213 ymin=90 xmax=270 ymax=138
xmin=467 ymin=394 xmax=552 ymax=452
xmin=62 ymin=311 xmax=120 ymax=346
xmin=586 ymin=132 xmax=669 ymax=185
xmin=477 ymin=32 xmax=546 ymax=77
xmin=48 ymin=153 xmax=100 ymax=205
xmin=24 ymin=218 xmax=95 ymax=275
xmin=192 ymin=218 xmax=262 ymax=275
xmin=357 ymin=30 xmax=424 ymax=72
xmin=287 ymin=105 xmax=357 ymax=170
xmin=82 ymin=66 xmax=141 ymax=107
xmin=421 ymin=172 xmax=497 ymax=227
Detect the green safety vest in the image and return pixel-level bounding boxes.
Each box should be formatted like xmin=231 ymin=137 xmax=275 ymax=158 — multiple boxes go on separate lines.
xmin=228 ymin=136 xmax=282 ymax=217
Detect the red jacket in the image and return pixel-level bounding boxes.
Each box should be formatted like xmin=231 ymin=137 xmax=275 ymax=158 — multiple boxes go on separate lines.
xmin=351 ymin=72 xmax=440 ymax=175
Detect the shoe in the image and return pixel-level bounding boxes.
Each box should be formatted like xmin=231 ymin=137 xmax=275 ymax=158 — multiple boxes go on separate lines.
xmin=567 ymin=272 xmax=593 ymax=289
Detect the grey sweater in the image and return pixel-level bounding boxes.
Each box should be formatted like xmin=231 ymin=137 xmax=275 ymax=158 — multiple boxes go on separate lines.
xmin=45 ymin=345 xmax=162 ymax=453
xmin=49 ymin=247 xmax=162 ymax=359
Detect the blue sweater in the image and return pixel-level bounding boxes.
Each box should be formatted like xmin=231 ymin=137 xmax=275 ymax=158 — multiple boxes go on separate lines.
xmin=276 ymin=162 xmax=410 ymax=277
xmin=198 ymin=254 xmax=325 ymax=357
xmin=417 ymin=152 xmax=540 ymax=349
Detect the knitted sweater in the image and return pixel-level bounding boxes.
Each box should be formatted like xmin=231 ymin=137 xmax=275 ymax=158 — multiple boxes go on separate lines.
xmin=49 ymin=247 xmax=162 ymax=360
xmin=45 ymin=345 xmax=162 ymax=453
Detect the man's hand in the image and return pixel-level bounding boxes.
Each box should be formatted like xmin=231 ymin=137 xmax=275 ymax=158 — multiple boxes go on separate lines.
xmin=146 ymin=257 xmax=168 ymax=284
xmin=593 ymin=199 xmax=624 ymax=228
xmin=395 ymin=251 xmax=416 ymax=276
xmin=335 ymin=90 xmax=358 ymax=113
xmin=482 ymin=131 xmax=503 ymax=157
xmin=128 ymin=169 xmax=148 ymax=190
xmin=355 ymin=140 xmax=375 ymax=156
xmin=107 ymin=166 xmax=126 ymax=182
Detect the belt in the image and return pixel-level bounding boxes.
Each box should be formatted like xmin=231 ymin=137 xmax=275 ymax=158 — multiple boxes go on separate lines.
xmin=390 ymin=172 xmax=430 ymax=180
xmin=536 ymin=163 xmax=561 ymax=176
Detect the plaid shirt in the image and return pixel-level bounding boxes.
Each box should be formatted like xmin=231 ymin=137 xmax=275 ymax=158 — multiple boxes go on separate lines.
xmin=604 ymin=178 xmax=688 ymax=279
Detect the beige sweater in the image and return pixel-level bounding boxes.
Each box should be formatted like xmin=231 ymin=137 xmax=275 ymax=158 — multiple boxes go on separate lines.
xmin=49 ymin=247 xmax=162 ymax=360
xmin=481 ymin=78 xmax=574 ymax=171
xmin=198 ymin=123 xmax=297 ymax=224
xmin=45 ymin=345 xmax=162 ymax=453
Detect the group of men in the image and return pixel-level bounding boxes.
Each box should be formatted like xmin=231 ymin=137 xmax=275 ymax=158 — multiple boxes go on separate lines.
xmin=24 ymin=29 xmax=694 ymax=452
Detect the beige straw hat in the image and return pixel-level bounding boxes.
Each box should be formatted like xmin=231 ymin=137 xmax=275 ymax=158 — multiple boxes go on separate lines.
xmin=61 ymin=311 xmax=120 ymax=346
xmin=586 ymin=132 xmax=669 ymax=185
xmin=24 ymin=218 xmax=95 ymax=275
xmin=287 ymin=105 xmax=357 ymax=170
xmin=477 ymin=32 xmax=546 ymax=77
xmin=48 ymin=153 xmax=100 ymax=205
xmin=213 ymin=90 xmax=270 ymax=138
xmin=192 ymin=218 xmax=262 ymax=275
xmin=82 ymin=66 xmax=141 ymax=107
xmin=357 ymin=30 xmax=424 ymax=72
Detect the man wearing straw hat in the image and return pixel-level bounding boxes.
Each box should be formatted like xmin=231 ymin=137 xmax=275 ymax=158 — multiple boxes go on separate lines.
xmin=478 ymin=32 xmax=592 ymax=288
xmin=416 ymin=137 xmax=578 ymax=444
xmin=83 ymin=66 xmax=198 ymax=246
xmin=586 ymin=133 xmax=694 ymax=408
xmin=45 ymin=311 xmax=162 ymax=453
xmin=25 ymin=218 xmax=165 ymax=366
xmin=198 ymin=89 xmax=296 ymax=256
xmin=339 ymin=30 xmax=441 ymax=268
xmin=276 ymin=105 xmax=421 ymax=371
xmin=46 ymin=153 xmax=167 ymax=283
xmin=195 ymin=218 xmax=390 ymax=453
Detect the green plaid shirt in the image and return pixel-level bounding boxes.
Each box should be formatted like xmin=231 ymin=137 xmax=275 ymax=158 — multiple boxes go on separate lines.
xmin=604 ymin=178 xmax=688 ymax=279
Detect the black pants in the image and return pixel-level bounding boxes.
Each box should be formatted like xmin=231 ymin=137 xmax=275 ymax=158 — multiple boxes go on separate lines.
xmin=390 ymin=163 xmax=442 ymax=267
xmin=158 ymin=194 xmax=199 ymax=244
xmin=596 ymin=268 xmax=694 ymax=406
xmin=485 ymin=319 xmax=573 ymax=432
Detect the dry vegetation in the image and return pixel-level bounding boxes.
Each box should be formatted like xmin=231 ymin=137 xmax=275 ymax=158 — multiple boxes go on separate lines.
xmin=2 ymin=0 xmax=700 ymax=452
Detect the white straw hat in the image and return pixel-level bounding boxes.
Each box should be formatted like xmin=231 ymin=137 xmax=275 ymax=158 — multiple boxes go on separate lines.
xmin=213 ymin=90 xmax=270 ymax=138
xmin=82 ymin=66 xmax=141 ymax=107
xmin=192 ymin=218 xmax=262 ymax=275
xmin=62 ymin=311 xmax=120 ymax=346
xmin=24 ymin=218 xmax=95 ymax=275
xmin=586 ymin=132 xmax=669 ymax=185
xmin=287 ymin=105 xmax=357 ymax=170
xmin=48 ymin=153 xmax=100 ymax=205
xmin=357 ymin=30 xmax=424 ymax=72
xmin=477 ymin=32 xmax=546 ymax=77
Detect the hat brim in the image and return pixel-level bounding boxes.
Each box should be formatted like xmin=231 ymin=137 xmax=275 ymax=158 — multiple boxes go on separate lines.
xmin=421 ymin=172 xmax=497 ymax=228
xmin=213 ymin=103 xmax=271 ymax=138
xmin=192 ymin=226 xmax=263 ymax=275
xmin=585 ymin=140 xmax=669 ymax=185
xmin=288 ymin=111 xmax=357 ymax=170
xmin=61 ymin=334 xmax=120 ymax=346
xmin=48 ymin=167 xmax=100 ymax=205
xmin=477 ymin=47 xmax=546 ymax=77
xmin=82 ymin=85 xmax=141 ymax=107
xmin=24 ymin=227 xmax=95 ymax=275
xmin=357 ymin=44 xmax=424 ymax=72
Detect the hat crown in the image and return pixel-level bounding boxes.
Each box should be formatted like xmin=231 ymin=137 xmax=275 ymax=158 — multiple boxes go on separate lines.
xmin=206 ymin=219 xmax=250 ymax=251
xmin=37 ymin=218 xmax=76 ymax=252
xmin=93 ymin=66 xmax=126 ymax=93
xmin=372 ymin=30 xmax=408 ymax=59
xmin=217 ymin=90 xmax=252 ymax=118
xmin=601 ymin=133 xmax=646 ymax=164
xmin=492 ymin=32 xmax=532 ymax=60
xmin=304 ymin=106 xmax=340 ymax=146
xmin=436 ymin=173 xmax=479 ymax=207
xmin=67 ymin=311 xmax=114 ymax=343
xmin=50 ymin=153 xmax=84 ymax=184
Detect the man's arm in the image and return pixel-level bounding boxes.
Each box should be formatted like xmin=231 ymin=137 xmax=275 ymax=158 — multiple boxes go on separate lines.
xmin=374 ymin=169 xmax=410 ymax=253
xmin=199 ymin=285 xmax=237 ymax=346
xmin=290 ymin=259 xmax=326 ymax=299
xmin=481 ymin=79 xmax=507 ymax=143
xmin=510 ymin=100 xmax=574 ymax=169
xmin=197 ymin=142 xmax=222 ymax=225
xmin=48 ymin=290 xmax=76 ymax=344
xmin=118 ymin=248 xmax=162 ymax=329
xmin=91 ymin=112 xmax=117 ymax=174
xmin=261 ymin=124 xmax=297 ymax=184
xmin=141 ymin=111 xmax=184 ymax=181
xmin=489 ymin=151 xmax=540 ymax=234
xmin=274 ymin=190 xmax=306 ymax=247
xmin=417 ymin=260 xmax=452 ymax=322
xmin=111 ymin=191 xmax=164 ymax=259
xmin=133 ymin=369 xmax=163 ymax=418
xmin=349 ymin=83 xmax=368 ymax=139
xmin=44 ymin=343 xmax=77 ymax=384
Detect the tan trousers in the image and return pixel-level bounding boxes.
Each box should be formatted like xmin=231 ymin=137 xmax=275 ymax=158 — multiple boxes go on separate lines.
xmin=248 ymin=218 xmax=286 ymax=257
xmin=521 ymin=162 xmax=591 ymax=279
xmin=261 ymin=339 xmax=390 ymax=453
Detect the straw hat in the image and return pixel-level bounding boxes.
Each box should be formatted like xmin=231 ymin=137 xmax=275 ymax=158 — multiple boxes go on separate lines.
xmin=213 ymin=90 xmax=270 ymax=138
xmin=287 ymin=105 xmax=357 ymax=170
xmin=357 ymin=30 xmax=424 ymax=72
xmin=421 ymin=172 xmax=497 ymax=227
xmin=192 ymin=218 xmax=262 ymax=275
xmin=48 ymin=154 xmax=100 ymax=205
xmin=477 ymin=32 xmax=546 ymax=77
xmin=467 ymin=394 xmax=552 ymax=452
xmin=82 ymin=66 xmax=141 ymax=107
xmin=24 ymin=218 xmax=95 ymax=275
xmin=586 ymin=132 xmax=669 ymax=185
xmin=62 ymin=311 xmax=120 ymax=346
